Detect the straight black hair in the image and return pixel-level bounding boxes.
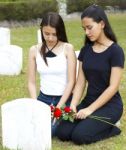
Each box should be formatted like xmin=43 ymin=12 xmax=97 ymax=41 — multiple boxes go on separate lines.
xmin=81 ymin=5 xmax=117 ymax=45
xmin=40 ymin=12 xmax=68 ymax=65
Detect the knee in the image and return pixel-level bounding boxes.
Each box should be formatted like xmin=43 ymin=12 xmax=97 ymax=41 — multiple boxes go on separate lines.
xmin=56 ymin=130 xmax=70 ymax=141
xmin=71 ymin=130 xmax=93 ymax=145
xmin=56 ymin=126 xmax=70 ymax=141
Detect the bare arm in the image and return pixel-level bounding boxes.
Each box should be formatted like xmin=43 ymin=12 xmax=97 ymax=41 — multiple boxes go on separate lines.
xmin=76 ymin=67 xmax=124 ymax=119
xmin=56 ymin=44 xmax=76 ymax=108
xmin=70 ymin=61 xmax=87 ymax=111
xmin=28 ymin=46 xmax=37 ymax=99
xmin=88 ymin=67 xmax=123 ymax=112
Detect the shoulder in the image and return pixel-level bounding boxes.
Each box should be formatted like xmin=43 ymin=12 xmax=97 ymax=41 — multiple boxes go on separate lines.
xmin=78 ymin=44 xmax=91 ymax=61
xmin=111 ymin=43 xmax=123 ymax=51
xmin=29 ymin=44 xmax=42 ymax=57
xmin=64 ymin=43 xmax=74 ymax=53
xmin=65 ymin=43 xmax=74 ymax=49
xmin=110 ymin=43 xmax=124 ymax=56
xmin=29 ymin=43 xmax=42 ymax=52
xmin=110 ymin=43 xmax=125 ymax=67
xmin=80 ymin=44 xmax=91 ymax=55
xmin=63 ymin=42 xmax=75 ymax=56
xmin=64 ymin=42 xmax=74 ymax=52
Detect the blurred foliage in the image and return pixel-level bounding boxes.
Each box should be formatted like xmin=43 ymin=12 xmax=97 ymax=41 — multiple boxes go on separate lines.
xmin=0 ymin=0 xmax=126 ymax=20
xmin=67 ymin=0 xmax=126 ymax=14
xmin=66 ymin=0 xmax=95 ymax=14
xmin=0 ymin=0 xmax=58 ymax=21
xmin=0 ymin=0 xmax=53 ymax=1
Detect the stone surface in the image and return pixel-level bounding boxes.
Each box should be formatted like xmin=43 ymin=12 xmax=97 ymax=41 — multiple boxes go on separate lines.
xmin=0 ymin=27 xmax=10 ymax=46
xmin=1 ymin=98 xmax=51 ymax=150
xmin=0 ymin=45 xmax=22 ymax=75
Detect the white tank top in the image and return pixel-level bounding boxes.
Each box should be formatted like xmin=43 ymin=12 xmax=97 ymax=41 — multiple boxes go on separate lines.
xmin=36 ymin=43 xmax=68 ymax=95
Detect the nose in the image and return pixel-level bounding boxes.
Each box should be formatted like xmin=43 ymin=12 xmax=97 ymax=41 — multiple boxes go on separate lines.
xmin=48 ymin=35 xmax=53 ymax=40
xmin=85 ymin=29 xmax=90 ymax=35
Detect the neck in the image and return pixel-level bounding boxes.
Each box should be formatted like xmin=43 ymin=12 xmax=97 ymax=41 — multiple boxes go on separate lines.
xmin=95 ymin=37 xmax=113 ymax=47
xmin=46 ymin=41 xmax=59 ymax=51
xmin=95 ymin=41 xmax=109 ymax=47
xmin=95 ymin=32 xmax=113 ymax=47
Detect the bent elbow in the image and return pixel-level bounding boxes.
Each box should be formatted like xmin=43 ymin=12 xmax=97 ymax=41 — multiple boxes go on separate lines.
xmin=109 ymin=85 xmax=119 ymax=93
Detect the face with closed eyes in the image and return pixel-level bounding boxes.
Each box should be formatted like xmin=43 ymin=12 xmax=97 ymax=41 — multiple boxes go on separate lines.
xmin=42 ymin=25 xmax=58 ymax=46
xmin=81 ymin=17 xmax=105 ymax=42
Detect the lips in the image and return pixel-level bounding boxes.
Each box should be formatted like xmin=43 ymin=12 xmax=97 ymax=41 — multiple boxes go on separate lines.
xmin=88 ymin=36 xmax=95 ymax=41
xmin=88 ymin=35 xmax=93 ymax=39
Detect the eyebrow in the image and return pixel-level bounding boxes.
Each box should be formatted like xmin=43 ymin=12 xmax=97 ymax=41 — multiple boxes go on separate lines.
xmin=82 ymin=25 xmax=92 ymax=28
xmin=44 ymin=31 xmax=56 ymax=34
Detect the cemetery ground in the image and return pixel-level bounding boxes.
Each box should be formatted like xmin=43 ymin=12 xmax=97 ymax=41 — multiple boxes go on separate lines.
xmin=0 ymin=13 xmax=126 ymax=150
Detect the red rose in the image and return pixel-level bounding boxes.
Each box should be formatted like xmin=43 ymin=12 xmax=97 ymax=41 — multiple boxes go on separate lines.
xmin=50 ymin=105 xmax=55 ymax=112
xmin=54 ymin=108 xmax=62 ymax=118
xmin=64 ymin=106 xmax=71 ymax=113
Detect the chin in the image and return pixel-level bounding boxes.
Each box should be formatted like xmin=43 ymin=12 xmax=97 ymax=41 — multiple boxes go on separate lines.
xmin=88 ymin=36 xmax=94 ymax=41
xmin=89 ymin=38 xmax=95 ymax=42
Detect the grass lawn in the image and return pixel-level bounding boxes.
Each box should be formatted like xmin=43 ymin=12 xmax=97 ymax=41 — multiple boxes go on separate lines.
xmin=0 ymin=13 xmax=126 ymax=150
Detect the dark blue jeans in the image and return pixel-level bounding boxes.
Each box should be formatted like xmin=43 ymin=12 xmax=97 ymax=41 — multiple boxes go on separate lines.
xmin=37 ymin=91 xmax=72 ymax=136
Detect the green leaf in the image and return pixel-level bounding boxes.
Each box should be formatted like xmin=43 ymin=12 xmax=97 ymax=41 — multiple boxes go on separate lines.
xmin=61 ymin=104 xmax=66 ymax=110
xmin=63 ymin=115 xmax=69 ymax=120
xmin=89 ymin=116 xmax=115 ymax=126
xmin=69 ymin=116 xmax=74 ymax=122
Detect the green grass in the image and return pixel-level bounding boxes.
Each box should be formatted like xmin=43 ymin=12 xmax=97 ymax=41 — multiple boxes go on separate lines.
xmin=0 ymin=13 xmax=126 ymax=150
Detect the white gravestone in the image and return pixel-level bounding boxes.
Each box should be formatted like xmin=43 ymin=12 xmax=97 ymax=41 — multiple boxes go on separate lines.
xmin=0 ymin=45 xmax=22 ymax=75
xmin=1 ymin=98 xmax=51 ymax=150
xmin=0 ymin=27 xmax=10 ymax=46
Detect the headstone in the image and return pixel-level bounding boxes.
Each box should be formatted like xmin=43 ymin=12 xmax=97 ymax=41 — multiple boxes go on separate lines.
xmin=0 ymin=45 xmax=22 ymax=75
xmin=75 ymin=50 xmax=80 ymax=57
xmin=1 ymin=98 xmax=51 ymax=150
xmin=0 ymin=27 xmax=10 ymax=46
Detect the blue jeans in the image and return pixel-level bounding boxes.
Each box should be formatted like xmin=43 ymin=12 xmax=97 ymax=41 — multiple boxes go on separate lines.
xmin=37 ymin=91 xmax=72 ymax=136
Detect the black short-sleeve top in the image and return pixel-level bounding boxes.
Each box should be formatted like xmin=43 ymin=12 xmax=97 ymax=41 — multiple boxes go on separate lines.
xmin=78 ymin=43 xmax=125 ymax=106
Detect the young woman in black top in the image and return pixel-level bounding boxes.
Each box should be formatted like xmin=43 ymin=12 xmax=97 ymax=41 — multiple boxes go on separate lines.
xmin=56 ymin=5 xmax=125 ymax=145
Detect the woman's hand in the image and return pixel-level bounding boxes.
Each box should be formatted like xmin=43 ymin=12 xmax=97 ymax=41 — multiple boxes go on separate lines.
xmin=76 ymin=107 xmax=93 ymax=119
xmin=56 ymin=103 xmax=62 ymax=109
xmin=70 ymin=104 xmax=77 ymax=113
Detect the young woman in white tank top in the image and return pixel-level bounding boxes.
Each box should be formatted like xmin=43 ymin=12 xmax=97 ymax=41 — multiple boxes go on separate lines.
xmin=28 ymin=12 xmax=76 ymax=136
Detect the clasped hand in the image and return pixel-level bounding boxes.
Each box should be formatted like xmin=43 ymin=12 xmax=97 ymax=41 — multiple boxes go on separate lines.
xmin=70 ymin=104 xmax=93 ymax=119
xmin=76 ymin=108 xmax=93 ymax=119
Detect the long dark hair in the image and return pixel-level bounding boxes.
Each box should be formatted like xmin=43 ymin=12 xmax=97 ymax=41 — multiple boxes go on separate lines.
xmin=81 ymin=5 xmax=117 ymax=45
xmin=40 ymin=12 xmax=68 ymax=65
